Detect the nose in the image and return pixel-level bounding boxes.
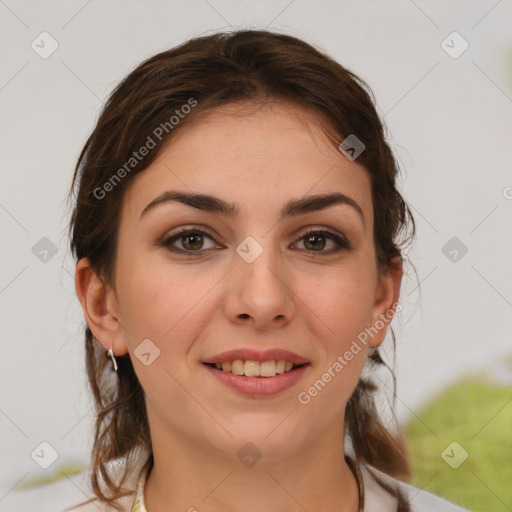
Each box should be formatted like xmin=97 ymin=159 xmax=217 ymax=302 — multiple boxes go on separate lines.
xmin=223 ymin=243 xmax=295 ymax=331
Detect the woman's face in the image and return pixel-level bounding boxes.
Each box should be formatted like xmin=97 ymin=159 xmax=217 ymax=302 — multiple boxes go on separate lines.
xmin=95 ymin=102 xmax=401 ymax=461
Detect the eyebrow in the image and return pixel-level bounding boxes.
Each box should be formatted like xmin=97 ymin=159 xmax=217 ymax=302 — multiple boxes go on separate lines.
xmin=139 ymin=190 xmax=365 ymax=229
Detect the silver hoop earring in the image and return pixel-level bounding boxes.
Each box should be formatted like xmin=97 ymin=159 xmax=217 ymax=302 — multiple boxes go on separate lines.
xmin=107 ymin=345 xmax=118 ymax=372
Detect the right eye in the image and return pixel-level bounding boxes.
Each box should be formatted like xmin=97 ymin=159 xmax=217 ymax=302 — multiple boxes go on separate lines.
xmin=160 ymin=228 xmax=222 ymax=253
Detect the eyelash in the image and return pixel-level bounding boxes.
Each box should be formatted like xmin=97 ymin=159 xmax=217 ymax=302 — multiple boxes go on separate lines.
xmin=159 ymin=226 xmax=352 ymax=255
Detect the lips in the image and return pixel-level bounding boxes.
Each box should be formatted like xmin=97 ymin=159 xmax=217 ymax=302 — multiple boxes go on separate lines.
xmin=202 ymin=348 xmax=309 ymax=366
xmin=201 ymin=348 xmax=310 ymax=397
xmin=203 ymin=362 xmax=310 ymax=398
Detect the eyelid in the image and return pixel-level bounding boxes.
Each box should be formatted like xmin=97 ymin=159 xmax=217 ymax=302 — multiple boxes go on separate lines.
xmin=294 ymin=224 xmax=347 ymax=240
xmin=160 ymin=224 xmax=219 ymax=242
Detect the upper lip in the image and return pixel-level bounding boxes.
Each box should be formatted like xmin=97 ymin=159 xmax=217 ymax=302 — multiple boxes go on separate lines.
xmin=202 ymin=348 xmax=309 ymax=365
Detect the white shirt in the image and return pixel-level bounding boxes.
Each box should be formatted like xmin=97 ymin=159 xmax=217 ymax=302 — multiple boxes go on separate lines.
xmin=1 ymin=460 xmax=470 ymax=511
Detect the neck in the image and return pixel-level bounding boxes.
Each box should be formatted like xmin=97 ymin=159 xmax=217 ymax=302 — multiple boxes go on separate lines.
xmin=143 ymin=411 xmax=359 ymax=512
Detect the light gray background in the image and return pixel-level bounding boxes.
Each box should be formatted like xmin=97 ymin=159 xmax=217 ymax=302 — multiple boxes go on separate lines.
xmin=1 ymin=0 xmax=511 ymax=498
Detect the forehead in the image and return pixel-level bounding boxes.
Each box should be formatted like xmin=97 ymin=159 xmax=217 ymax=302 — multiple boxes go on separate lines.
xmin=123 ymin=101 xmax=373 ymax=225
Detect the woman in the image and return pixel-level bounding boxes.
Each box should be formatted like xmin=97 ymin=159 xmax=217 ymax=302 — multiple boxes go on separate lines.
xmin=7 ymin=29 xmax=469 ymax=512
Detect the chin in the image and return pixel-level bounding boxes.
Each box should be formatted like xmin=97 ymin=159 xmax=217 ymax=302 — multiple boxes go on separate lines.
xmin=208 ymin=417 xmax=311 ymax=464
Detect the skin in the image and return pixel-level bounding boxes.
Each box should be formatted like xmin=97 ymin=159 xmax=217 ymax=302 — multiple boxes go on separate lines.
xmin=75 ymin=101 xmax=402 ymax=512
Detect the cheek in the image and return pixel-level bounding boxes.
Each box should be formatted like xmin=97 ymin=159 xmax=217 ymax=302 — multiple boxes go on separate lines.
xmin=116 ymin=256 xmax=218 ymax=355
xmin=299 ymin=264 xmax=375 ymax=347
xmin=295 ymin=273 xmax=372 ymax=417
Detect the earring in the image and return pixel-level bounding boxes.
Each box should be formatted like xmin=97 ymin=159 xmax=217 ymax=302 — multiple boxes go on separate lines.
xmin=107 ymin=345 xmax=118 ymax=372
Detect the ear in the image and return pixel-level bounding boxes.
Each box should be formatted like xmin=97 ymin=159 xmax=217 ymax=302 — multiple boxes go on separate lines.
xmin=74 ymin=258 xmax=129 ymax=356
xmin=367 ymin=257 xmax=403 ymax=348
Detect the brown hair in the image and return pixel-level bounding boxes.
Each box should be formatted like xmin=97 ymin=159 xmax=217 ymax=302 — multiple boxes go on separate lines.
xmin=67 ymin=28 xmax=416 ymax=511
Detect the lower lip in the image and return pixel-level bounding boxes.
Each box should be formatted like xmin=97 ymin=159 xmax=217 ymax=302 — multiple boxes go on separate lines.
xmin=203 ymin=363 xmax=310 ymax=398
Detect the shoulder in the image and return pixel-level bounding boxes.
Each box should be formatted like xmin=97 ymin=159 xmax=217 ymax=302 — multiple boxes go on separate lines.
xmin=361 ymin=464 xmax=470 ymax=512
xmin=0 ymin=462 xmax=141 ymax=512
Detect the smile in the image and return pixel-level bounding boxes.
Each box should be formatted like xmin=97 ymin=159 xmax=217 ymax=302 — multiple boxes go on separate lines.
xmin=202 ymin=361 xmax=310 ymax=398
xmin=204 ymin=359 xmax=304 ymax=378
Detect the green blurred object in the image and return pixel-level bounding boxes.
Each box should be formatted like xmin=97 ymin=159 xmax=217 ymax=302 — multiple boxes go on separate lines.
xmin=405 ymin=374 xmax=512 ymax=512
xmin=17 ymin=463 xmax=86 ymax=490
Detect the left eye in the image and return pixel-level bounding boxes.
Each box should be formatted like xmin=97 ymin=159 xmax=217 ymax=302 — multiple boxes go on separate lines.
xmin=293 ymin=229 xmax=351 ymax=253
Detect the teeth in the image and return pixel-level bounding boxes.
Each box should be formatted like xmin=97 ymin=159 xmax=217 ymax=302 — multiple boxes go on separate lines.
xmin=244 ymin=360 xmax=259 ymax=377
xmin=259 ymin=360 xmax=276 ymax=377
xmin=212 ymin=359 xmax=302 ymax=377
xmin=231 ymin=359 xmax=244 ymax=375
